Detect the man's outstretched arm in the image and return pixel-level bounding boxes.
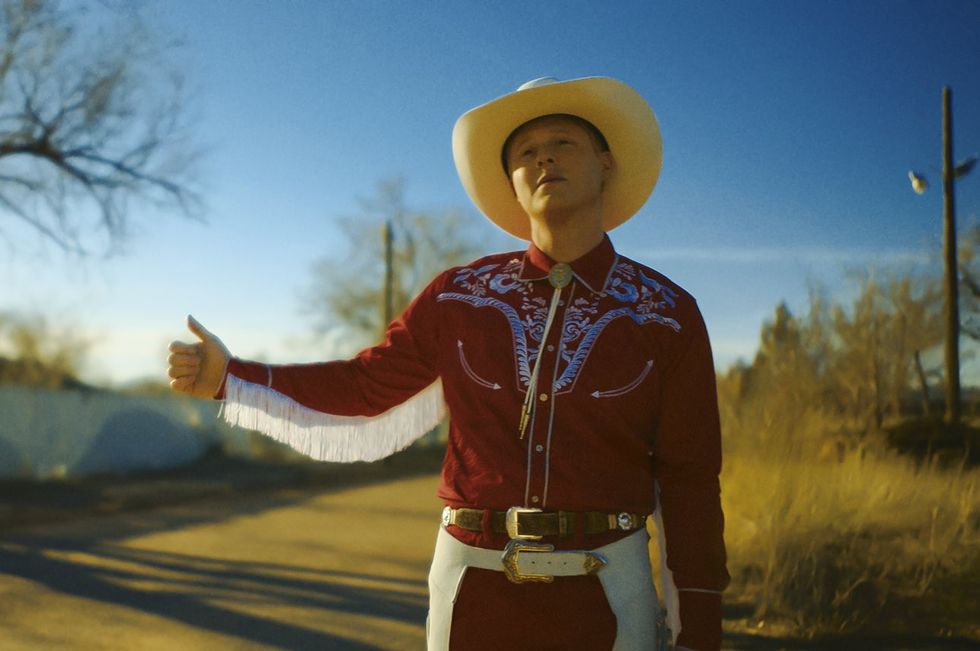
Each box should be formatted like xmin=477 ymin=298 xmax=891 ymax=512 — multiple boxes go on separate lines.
xmin=165 ymin=274 xmax=446 ymax=463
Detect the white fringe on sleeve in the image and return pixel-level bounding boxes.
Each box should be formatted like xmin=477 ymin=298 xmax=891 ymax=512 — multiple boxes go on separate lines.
xmin=221 ymin=375 xmax=446 ymax=462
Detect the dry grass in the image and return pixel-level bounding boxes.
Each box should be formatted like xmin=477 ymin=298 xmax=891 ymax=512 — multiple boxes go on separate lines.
xmin=720 ymin=434 xmax=980 ymax=637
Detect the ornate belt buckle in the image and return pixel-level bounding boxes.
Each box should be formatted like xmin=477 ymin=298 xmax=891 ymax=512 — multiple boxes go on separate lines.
xmin=501 ymin=539 xmax=556 ymax=583
xmin=505 ymin=506 xmax=543 ymax=540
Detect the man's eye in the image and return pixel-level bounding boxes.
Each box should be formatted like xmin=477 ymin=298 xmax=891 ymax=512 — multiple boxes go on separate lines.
xmin=522 ymin=148 xmax=534 ymax=157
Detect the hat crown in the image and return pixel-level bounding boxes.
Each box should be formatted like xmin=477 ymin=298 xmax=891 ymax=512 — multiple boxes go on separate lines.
xmin=516 ymin=77 xmax=560 ymax=92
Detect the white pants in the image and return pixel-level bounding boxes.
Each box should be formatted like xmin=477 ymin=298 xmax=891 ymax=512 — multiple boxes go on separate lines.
xmin=426 ymin=527 xmax=662 ymax=651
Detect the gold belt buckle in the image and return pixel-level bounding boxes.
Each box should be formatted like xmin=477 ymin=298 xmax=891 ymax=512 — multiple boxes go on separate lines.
xmin=501 ymin=539 xmax=556 ymax=583
xmin=505 ymin=506 xmax=543 ymax=540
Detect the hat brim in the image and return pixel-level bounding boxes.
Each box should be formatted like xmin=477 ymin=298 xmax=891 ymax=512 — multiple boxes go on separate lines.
xmin=452 ymin=77 xmax=662 ymax=241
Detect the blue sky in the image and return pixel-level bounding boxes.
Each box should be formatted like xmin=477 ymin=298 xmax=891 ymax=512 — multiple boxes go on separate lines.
xmin=3 ymin=0 xmax=980 ymax=385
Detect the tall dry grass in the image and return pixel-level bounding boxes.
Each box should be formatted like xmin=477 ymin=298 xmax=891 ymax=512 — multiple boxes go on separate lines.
xmin=719 ymin=407 xmax=980 ymax=636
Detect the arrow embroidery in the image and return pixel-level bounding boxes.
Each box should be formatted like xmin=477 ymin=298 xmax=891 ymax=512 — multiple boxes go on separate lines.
xmin=457 ymin=340 xmax=501 ymax=390
xmin=591 ymin=360 xmax=654 ymax=398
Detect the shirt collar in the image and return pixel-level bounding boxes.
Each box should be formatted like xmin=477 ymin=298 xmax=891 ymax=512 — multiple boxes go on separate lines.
xmin=518 ymin=234 xmax=619 ymax=294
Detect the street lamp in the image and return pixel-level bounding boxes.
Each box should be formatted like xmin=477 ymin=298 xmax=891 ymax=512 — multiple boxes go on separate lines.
xmin=909 ymin=86 xmax=976 ymax=429
xmin=908 ymin=170 xmax=928 ymax=195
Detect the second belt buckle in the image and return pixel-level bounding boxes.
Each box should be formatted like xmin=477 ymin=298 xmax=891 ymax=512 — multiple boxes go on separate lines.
xmin=501 ymin=538 xmax=556 ymax=583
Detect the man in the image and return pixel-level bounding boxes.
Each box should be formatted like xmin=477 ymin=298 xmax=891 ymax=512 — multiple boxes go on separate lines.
xmin=168 ymin=77 xmax=729 ymax=650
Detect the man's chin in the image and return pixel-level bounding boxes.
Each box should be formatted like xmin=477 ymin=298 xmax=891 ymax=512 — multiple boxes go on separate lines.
xmin=532 ymin=206 xmax=579 ymax=228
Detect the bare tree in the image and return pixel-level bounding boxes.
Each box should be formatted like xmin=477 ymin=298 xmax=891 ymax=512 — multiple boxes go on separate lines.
xmin=826 ymin=271 xmax=942 ymax=434
xmin=719 ymin=269 xmax=943 ymax=459
xmin=958 ymin=221 xmax=980 ymax=341
xmin=0 ymin=0 xmax=201 ymax=253
xmin=885 ymin=275 xmax=943 ymax=417
xmin=304 ymin=178 xmax=490 ymax=353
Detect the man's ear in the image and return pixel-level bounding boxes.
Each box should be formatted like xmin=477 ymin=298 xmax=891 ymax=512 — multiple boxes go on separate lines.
xmin=600 ymin=151 xmax=615 ymax=185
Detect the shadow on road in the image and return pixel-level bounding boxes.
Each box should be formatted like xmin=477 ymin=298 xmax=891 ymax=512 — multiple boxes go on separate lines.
xmin=0 ymin=449 xmax=445 ymax=648
xmin=0 ymin=536 xmax=427 ymax=650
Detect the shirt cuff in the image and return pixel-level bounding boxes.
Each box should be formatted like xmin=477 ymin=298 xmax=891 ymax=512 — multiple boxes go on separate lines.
xmin=215 ymin=358 xmax=267 ymax=400
xmin=676 ymin=589 xmax=722 ymax=651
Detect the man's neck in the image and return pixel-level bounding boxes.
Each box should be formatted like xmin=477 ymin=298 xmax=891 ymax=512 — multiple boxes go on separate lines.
xmin=529 ymin=214 xmax=605 ymax=263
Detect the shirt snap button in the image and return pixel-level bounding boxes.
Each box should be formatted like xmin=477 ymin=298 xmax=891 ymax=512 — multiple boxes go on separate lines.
xmin=531 ymin=495 xmax=540 ymax=503
xmin=539 ymin=393 xmax=549 ymax=402
xmin=535 ymin=444 xmax=544 ymax=452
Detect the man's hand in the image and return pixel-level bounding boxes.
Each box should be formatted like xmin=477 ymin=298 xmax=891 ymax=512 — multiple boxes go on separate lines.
xmin=167 ymin=315 xmax=231 ymax=399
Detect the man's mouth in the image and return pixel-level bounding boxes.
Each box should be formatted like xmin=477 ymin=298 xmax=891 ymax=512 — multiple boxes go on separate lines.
xmin=537 ymin=175 xmax=565 ymax=188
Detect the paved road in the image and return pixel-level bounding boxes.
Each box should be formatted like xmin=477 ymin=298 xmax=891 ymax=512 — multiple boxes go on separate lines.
xmin=0 ymin=475 xmax=443 ymax=650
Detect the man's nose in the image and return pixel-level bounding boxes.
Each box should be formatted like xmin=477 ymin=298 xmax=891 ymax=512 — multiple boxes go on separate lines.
xmin=536 ymin=148 xmax=556 ymax=166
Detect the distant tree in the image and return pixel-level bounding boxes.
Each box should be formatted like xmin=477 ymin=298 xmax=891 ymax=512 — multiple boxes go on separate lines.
xmin=719 ymin=270 xmax=943 ymax=457
xmin=958 ymin=221 xmax=980 ymax=342
xmin=0 ymin=310 xmax=91 ymax=388
xmin=753 ymin=302 xmax=821 ymax=400
xmin=0 ymin=0 xmax=201 ymax=253
xmin=828 ymin=275 xmax=890 ymax=432
xmin=304 ymin=178 xmax=490 ymax=353
xmin=720 ymin=300 xmax=830 ymax=457
xmin=884 ymin=275 xmax=943 ymax=418
xmin=826 ymin=271 xmax=942 ymax=433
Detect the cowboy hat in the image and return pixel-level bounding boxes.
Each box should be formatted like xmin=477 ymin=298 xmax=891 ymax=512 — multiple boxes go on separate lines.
xmin=452 ymin=76 xmax=662 ymax=241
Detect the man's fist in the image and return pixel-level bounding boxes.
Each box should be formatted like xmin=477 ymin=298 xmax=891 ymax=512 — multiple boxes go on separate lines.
xmin=167 ymin=315 xmax=232 ymax=399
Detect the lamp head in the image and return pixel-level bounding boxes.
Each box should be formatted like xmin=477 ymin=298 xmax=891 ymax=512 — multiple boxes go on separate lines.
xmin=909 ymin=170 xmax=928 ymax=195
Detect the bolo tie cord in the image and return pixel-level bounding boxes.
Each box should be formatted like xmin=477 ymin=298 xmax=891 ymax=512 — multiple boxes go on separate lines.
xmin=518 ymin=263 xmax=573 ymax=440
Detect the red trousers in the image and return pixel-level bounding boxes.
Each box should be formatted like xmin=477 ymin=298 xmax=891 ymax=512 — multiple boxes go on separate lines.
xmin=448 ymin=567 xmax=618 ymax=650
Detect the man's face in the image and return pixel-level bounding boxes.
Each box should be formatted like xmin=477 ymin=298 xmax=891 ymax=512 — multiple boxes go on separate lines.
xmin=504 ymin=115 xmax=613 ymax=227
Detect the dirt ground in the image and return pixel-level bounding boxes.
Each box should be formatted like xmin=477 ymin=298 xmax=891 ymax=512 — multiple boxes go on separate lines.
xmin=1 ymin=448 xmax=977 ymax=650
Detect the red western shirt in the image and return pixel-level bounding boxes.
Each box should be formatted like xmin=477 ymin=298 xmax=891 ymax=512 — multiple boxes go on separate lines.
xmin=221 ymin=235 xmax=729 ymax=649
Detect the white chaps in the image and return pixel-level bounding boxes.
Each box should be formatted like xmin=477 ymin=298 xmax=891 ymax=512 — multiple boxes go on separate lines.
xmin=426 ymin=527 xmax=663 ymax=651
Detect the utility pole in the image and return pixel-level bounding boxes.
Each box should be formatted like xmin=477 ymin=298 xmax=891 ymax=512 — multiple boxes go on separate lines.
xmin=941 ymin=86 xmax=961 ymax=428
xmin=382 ymin=219 xmax=394 ymax=342
xmin=912 ymin=87 xmax=977 ymax=443
xmin=380 ymin=219 xmax=396 ymax=465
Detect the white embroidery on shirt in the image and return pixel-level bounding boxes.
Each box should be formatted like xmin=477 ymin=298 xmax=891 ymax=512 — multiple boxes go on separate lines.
xmin=438 ymin=258 xmax=681 ymax=394
xmin=456 ymin=340 xmax=501 ymax=390
xmin=591 ymin=360 xmax=654 ymax=398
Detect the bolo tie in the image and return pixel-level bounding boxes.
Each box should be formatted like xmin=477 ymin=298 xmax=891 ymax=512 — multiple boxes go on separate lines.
xmin=518 ymin=262 xmax=573 ymax=439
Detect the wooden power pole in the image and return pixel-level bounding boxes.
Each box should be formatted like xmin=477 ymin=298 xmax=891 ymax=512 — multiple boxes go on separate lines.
xmin=941 ymin=86 xmax=961 ymax=428
xmin=382 ymin=219 xmax=395 ymax=342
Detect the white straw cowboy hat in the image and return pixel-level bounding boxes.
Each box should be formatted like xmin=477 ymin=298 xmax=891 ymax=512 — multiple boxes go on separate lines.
xmin=452 ymin=76 xmax=662 ymax=241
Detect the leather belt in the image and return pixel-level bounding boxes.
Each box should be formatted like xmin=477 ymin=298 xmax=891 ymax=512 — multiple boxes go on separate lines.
xmin=441 ymin=506 xmax=646 ymax=539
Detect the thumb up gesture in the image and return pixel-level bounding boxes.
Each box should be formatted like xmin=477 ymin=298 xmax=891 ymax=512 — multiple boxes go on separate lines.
xmin=168 ymin=315 xmax=232 ymax=399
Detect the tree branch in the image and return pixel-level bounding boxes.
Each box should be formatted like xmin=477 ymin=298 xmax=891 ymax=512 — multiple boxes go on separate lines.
xmin=0 ymin=0 xmax=201 ymax=254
